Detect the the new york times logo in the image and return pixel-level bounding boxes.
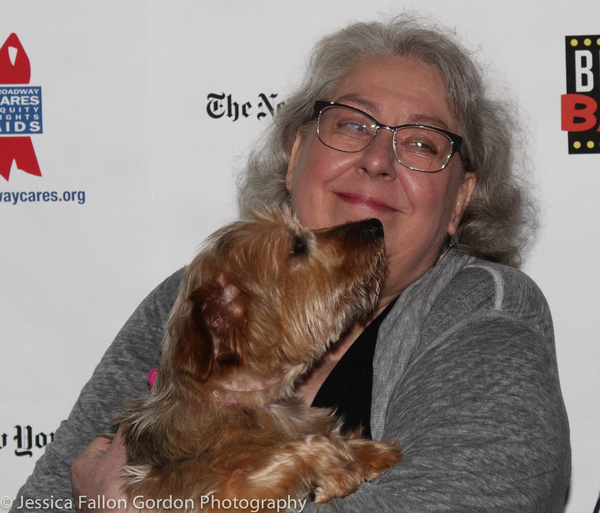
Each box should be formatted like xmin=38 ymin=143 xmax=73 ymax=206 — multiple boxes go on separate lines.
xmin=562 ymin=35 xmax=600 ymax=154
xmin=207 ymin=93 xmax=284 ymax=121
xmin=0 ymin=425 xmax=55 ymax=457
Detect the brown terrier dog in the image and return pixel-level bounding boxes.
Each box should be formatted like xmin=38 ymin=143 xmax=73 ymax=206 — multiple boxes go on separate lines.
xmin=118 ymin=207 xmax=401 ymax=512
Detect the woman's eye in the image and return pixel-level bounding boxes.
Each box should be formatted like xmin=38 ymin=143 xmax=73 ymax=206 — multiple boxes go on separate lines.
xmin=397 ymin=136 xmax=442 ymax=156
xmin=396 ymin=128 xmax=448 ymax=156
xmin=335 ymin=120 xmax=369 ymax=134
xmin=409 ymin=140 xmax=435 ymax=153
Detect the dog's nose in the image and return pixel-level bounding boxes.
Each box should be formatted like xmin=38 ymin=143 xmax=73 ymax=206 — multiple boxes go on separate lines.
xmin=361 ymin=218 xmax=384 ymax=238
xmin=319 ymin=218 xmax=384 ymax=242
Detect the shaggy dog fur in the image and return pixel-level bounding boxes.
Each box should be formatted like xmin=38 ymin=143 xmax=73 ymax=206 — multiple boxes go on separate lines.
xmin=117 ymin=207 xmax=401 ymax=512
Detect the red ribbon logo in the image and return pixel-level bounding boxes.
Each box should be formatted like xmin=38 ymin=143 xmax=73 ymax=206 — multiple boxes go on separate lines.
xmin=0 ymin=33 xmax=41 ymax=181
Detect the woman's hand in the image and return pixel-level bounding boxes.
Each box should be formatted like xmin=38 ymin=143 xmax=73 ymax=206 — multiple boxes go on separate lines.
xmin=71 ymin=427 xmax=132 ymax=513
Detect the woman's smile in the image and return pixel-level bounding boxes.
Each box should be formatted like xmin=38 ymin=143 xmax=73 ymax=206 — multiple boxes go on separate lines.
xmin=333 ymin=191 xmax=399 ymax=213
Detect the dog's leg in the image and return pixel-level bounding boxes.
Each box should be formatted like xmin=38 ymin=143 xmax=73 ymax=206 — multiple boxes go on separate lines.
xmin=339 ymin=436 xmax=402 ymax=485
xmin=215 ymin=435 xmax=400 ymax=508
xmin=306 ymin=435 xmax=401 ymax=502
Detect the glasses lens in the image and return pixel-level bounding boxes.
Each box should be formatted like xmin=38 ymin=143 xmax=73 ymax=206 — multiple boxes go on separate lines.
xmin=317 ymin=106 xmax=376 ymax=152
xmin=394 ymin=126 xmax=454 ymax=172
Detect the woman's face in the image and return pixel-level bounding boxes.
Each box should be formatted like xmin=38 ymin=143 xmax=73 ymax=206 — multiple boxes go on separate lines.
xmin=286 ymin=55 xmax=476 ymax=302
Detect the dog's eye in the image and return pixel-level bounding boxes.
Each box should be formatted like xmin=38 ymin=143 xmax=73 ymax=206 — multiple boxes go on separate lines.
xmin=290 ymin=236 xmax=308 ymax=258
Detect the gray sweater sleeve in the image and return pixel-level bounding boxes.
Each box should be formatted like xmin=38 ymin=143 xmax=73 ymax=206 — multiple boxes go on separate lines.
xmin=13 ymin=256 xmax=570 ymax=513
xmin=305 ymin=258 xmax=570 ymax=512
xmin=10 ymin=268 xmax=185 ymax=513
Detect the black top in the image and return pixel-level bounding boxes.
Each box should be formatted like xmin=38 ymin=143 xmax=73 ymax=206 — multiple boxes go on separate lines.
xmin=311 ymin=300 xmax=397 ymax=439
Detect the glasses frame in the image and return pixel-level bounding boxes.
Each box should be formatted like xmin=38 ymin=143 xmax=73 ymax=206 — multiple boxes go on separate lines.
xmin=313 ymin=100 xmax=464 ymax=173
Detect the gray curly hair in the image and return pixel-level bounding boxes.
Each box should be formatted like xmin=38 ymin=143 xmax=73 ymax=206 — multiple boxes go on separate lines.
xmin=237 ymin=14 xmax=536 ymax=268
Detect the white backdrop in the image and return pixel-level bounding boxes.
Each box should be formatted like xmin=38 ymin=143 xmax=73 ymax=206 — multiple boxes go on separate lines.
xmin=1 ymin=1 xmax=599 ymax=511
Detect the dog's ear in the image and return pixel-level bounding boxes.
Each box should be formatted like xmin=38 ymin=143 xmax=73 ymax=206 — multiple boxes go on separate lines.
xmin=171 ymin=279 xmax=246 ymax=382
xmin=170 ymin=289 xmax=216 ymax=382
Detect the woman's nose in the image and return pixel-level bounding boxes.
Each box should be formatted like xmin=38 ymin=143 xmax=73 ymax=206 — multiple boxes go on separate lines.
xmin=357 ymin=128 xmax=398 ymax=179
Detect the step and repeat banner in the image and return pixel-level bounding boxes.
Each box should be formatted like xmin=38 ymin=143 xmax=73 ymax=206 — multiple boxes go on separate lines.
xmin=1 ymin=1 xmax=599 ymax=511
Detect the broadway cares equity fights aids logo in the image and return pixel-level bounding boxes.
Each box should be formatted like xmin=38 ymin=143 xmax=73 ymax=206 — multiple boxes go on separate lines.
xmin=0 ymin=33 xmax=42 ymax=180
xmin=562 ymin=35 xmax=600 ymax=154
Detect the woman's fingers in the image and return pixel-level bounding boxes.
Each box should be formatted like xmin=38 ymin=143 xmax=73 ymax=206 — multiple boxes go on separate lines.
xmin=71 ymin=427 xmax=131 ymax=513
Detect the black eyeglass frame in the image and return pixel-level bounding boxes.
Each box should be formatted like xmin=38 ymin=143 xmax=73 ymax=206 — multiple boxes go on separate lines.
xmin=313 ymin=100 xmax=465 ymax=173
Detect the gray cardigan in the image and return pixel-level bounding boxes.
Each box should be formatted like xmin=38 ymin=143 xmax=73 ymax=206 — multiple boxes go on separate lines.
xmin=12 ymin=251 xmax=571 ymax=512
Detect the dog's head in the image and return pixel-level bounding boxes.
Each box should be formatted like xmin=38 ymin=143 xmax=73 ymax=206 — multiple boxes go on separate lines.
xmin=161 ymin=207 xmax=386 ymax=402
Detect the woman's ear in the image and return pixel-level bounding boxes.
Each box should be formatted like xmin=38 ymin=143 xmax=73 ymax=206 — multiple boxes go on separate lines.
xmin=285 ymin=130 xmax=305 ymax=194
xmin=447 ymin=172 xmax=476 ymax=236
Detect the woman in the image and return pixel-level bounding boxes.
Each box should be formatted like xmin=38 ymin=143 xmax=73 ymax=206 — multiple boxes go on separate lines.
xmin=14 ymin=14 xmax=570 ymax=513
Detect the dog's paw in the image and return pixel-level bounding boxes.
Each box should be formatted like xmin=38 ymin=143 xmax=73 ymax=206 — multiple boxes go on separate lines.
xmin=311 ymin=482 xmax=359 ymax=503
xmin=350 ymin=439 xmax=401 ymax=481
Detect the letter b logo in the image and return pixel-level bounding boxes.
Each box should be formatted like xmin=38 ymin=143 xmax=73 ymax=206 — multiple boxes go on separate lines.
xmin=563 ymin=36 xmax=600 ymax=154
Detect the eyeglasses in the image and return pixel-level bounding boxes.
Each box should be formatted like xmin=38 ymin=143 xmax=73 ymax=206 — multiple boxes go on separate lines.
xmin=313 ymin=101 xmax=464 ymax=173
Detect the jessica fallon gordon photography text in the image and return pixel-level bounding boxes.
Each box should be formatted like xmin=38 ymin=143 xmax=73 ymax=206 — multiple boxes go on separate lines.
xmin=11 ymin=495 xmax=308 ymax=512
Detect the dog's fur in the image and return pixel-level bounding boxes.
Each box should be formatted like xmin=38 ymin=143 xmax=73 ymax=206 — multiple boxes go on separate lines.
xmin=118 ymin=207 xmax=401 ymax=512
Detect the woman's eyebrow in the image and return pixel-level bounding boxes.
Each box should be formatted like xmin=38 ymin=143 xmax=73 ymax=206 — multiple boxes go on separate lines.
xmin=333 ymin=94 xmax=452 ymax=130
xmin=334 ymin=94 xmax=381 ymax=115
xmin=404 ymin=113 xmax=451 ymax=130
